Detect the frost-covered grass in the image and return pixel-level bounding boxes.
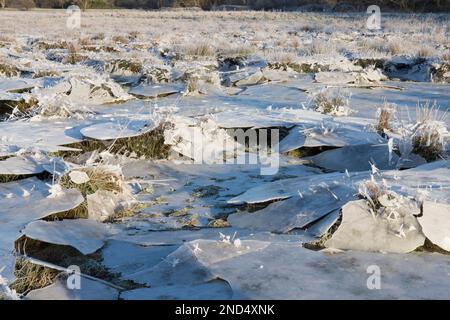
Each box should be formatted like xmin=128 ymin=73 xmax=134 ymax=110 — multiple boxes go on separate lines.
xmin=0 ymin=10 xmax=447 ymax=63
xmin=60 ymin=165 xmax=124 ymax=197
xmin=411 ymin=105 xmax=449 ymax=161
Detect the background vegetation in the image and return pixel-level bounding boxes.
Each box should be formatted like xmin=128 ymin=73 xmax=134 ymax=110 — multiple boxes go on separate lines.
xmin=1 ymin=0 xmax=449 ymax=12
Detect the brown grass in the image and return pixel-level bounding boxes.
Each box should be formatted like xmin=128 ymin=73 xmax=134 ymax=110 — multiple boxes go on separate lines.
xmin=10 ymin=258 xmax=60 ymax=295
xmin=60 ymin=166 xmax=123 ymax=197
xmin=376 ymin=102 xmax=396 ymax=135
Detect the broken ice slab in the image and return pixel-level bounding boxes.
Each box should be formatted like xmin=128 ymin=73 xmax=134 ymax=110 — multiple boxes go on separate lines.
xmin=0 ymin=156 xmax=45 ymax=175
xmin=80 ymin=119 xmax=156 ymax=140
xmin=21 ymin=219 xmax=117 ymax=255
xmin=305 ymin=209 xmax=341 ymax=238
xmin=279 ymin=121 xmax=384 ymax=153
xmin=0 ymin=78 xmax=42 ymax=93
xmin=228 ymin=184 xmax=355 ymax=233
xmin=418 ymin=201 xmax=450 ymax=252
xmin=102 ymin=240 xmax=180 ymax=279
xmin=123 ymin=243 xmax=218 ymax=287
xmin=382 ymin=160 xmax=450 ymax=204
xmin=228 ymin=171 xmax=368 ymax=205
xmin=307 ymin=144 xmax=399 ymax=172
xmin=325 ymin=200 xmax=425 ymax=253
xmin=121 ymin=280 xmax=232 ymax=300
xmin=0 ymin=178 xmax=84 ymax=253
xmin=0 ymin=119 xmax=81 ymax=157
xmin=206 ymin=242 xmax=450 ymax=299
xmin=128 ymin=83 xmax=184 ymax=99
xmin=25 ymin=276 xmax=119 ymax=300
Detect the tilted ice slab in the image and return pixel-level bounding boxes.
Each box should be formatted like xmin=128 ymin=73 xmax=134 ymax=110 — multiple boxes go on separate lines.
xmin=0 ymin=178 xmax=84 ymax=252
xmin=325 ymin=200 xmax=425 ymax=253
xmin=80 ymin=119 xmax=156 ymax=140
xmin=0 ymin=78 xmax=42 ymax=93
xmin=0 ymin=156 xmax=45 ymax=175
xmin=280 ymin=121 xmax=384 ymax=152
xmin=21 ymin=219 xmax=117 ymax=255
xmin=0 ymin=119 xmax=81 ymax=157
xmin=307 ymin=144 xmax=399 ymax=172
xmin=228 ymin=171 xmax=368 ymax=205
xmin=305 ymin=209 xmax=341 ymax=237
xmin=129 ymin=83 xmax=184 ymax=99
xmin=102 ymin=240 xmax=180 ymax=279
xmin=229 ymin=184 xmax=356 ymax=233
xmin=0 ymin=178 xmax=83 ymax=283
xmin=418 ymin=201 xmax=450 ymax=252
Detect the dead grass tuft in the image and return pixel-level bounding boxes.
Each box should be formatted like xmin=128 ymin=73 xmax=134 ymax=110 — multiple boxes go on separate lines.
xmin=411 ymin=105 xmax=448 ymax=161
xmin=180 ymin=41 xmax=216 ymax=57
xmin=416 ymin=45 xmax=435 ymax=58
xmin=44 ymin=201 xmax=88 ymax=220
xmin=104 ymin=202 xmax=148 ymax=223
xmin=376 ymin=102 xmax=396 ymax=135
xmin=60 ymin=166 xmax=123 ymax=197
xmin=10 ymin=258 xmax=60 ymax=295
xmin=0 ymin=63 xmax=20 ymax=77
xmin=312 ymin=89 xmax=351 ymax=116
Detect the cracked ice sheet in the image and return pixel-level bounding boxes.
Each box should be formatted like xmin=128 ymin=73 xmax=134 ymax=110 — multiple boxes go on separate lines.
xmin=212 ymin=109 xmax=297 ymax=129
xmin=228 ymin=184 xmax=356 ymax=233
xmin=124 ymin=159 xmax=320 ymax=199
xmin=0 ymin=178 xmax=84 ymax=251
xmin=228 ymin=171 xmax=368 ymax=205
xmin=21 ymin=219 xmax=118 ymax=255
xmin=25 ymin=277 xmax=119 ymax=300
xmin=0 ymin=119 xmax=81 ymax=157
xmin=204 ymin=242 xmax=450 ymax=299
xmin=110 ymin=227 xmax=254 ymax=247
xmin=0 ymin=156 xmax=45 ymax=175
xmin=347 ymin=81 xmax=450 ymax=126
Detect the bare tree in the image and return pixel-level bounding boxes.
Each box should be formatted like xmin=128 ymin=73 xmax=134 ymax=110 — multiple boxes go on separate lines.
xmin=0 ymin=0 xmax=6 ymax=8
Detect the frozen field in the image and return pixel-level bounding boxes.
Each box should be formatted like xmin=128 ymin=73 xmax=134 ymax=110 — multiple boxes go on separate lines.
xmin=0 ymin=9 xmax=450 ymax=300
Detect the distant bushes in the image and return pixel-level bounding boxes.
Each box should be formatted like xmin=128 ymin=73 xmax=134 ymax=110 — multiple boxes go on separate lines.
xmin=2 ymin=0 xmax=450 ymax=12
